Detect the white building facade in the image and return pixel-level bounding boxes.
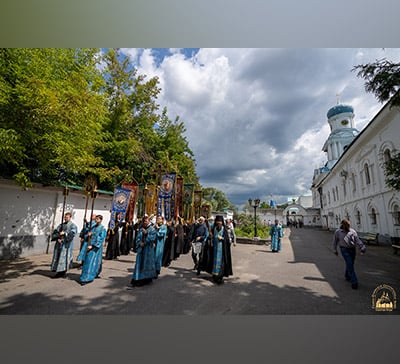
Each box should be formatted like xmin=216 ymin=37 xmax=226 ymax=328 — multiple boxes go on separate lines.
xmin=311 ymin=97 xmax=400 ymax=241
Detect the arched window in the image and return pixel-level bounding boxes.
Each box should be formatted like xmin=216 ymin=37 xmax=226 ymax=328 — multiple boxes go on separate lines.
xmin=364 ymin=163 xmax=371 ymax=185
xmin=384 ymin=149 xmax=392 ymax=163
xmin=356 ymin=210 xmax=361 ymax=225
xmin=370 ymin=208 xmax=377 ymax=225
xmin=393 ymin=204 xmax=400 ymax=225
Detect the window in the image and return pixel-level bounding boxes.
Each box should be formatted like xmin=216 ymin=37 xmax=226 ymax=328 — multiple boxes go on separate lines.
xmin=384 ymin=149 xmax=392 ymax=163
xmin=356 ymin=210 xmax=361 ymax=225
xmin=352 ymin=173 xmax=356 ymax=193
xmin=370 ymin=208 xmax=377 ymax=225
xmin=364 ymin=163 xmax=371 ymax=185
xmin=343 ymin=180 xmax=347 ymax=197
xmin=335 ymin=186 xmax=339 ymax=201
xmin=393 ymin=204 xmax=400 ymax=225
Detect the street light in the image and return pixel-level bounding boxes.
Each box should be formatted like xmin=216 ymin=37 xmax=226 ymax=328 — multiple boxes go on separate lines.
xmin=248 ymin=198 xmax=260 ymax=237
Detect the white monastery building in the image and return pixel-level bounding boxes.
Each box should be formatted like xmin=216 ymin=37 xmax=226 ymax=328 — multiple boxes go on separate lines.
xmin=311 ymin=94 xmax=400 ymax=241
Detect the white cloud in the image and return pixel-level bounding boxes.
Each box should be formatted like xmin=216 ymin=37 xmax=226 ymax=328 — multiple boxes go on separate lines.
xmin=121 ymin=48 xmax=400 ymax=207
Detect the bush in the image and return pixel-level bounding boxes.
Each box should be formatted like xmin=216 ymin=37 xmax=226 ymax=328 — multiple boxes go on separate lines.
xmin=234 ymin=213 xmax=270 ymax=238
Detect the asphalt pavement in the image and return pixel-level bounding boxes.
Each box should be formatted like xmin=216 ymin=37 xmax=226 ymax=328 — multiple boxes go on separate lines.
xmin=1 ymin=227 xmax=399 ymax=314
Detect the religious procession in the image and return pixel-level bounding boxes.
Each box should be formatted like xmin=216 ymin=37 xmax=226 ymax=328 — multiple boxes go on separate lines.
xmin=49 ymin=173 xmax=235 ymax=289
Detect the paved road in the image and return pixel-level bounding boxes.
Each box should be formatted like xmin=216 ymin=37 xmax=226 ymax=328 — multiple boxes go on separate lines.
xmin=1 ymin=227 xmax=399 ymax=314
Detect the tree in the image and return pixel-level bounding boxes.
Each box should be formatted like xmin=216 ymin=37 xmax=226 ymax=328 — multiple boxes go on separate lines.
xmin=201 ymin=187 xmax=236 ymax=212
xmin=353 ymin=57 xmax=400 ymax=190
xmin=0 ymin=48 xmax=107 ymax=187
xmin=353 ymin=58 xmax=400 ymax=107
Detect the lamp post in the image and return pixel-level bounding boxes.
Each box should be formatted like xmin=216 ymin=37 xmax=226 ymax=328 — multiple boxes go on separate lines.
xmin=248 ymin=198 xmax=260 ymax=237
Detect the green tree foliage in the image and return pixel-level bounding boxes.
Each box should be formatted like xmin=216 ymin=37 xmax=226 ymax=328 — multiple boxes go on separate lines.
xmin=0 ymin=48 xmax=200 ymax=191
xmin=353 ymin=57 xmax=400 ymax=190
xmin=201 ymin=187 xmax=236 ymax=212
xmin=234 ymin=212 xmax=270 ymax=238
xmin=384 ymin=151 xmax=400 ymax=191
xmin=0 ymin=48 xmax=107 ymax=187
xmin=353 ymin=58 xmax=400 ymax=107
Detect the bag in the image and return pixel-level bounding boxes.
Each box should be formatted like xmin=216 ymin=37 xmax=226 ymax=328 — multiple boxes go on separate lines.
xmin=192 ymin=242 xmax=202 ymax=254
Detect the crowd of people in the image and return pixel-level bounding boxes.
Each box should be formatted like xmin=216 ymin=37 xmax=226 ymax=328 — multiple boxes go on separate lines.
xmin=50 ymin=212 xmax=236 ymax=287
xmin=50 ymin=212 xmax=368 ymax=291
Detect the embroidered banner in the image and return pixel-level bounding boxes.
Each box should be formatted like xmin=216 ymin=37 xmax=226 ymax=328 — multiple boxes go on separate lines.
xmin=145 ymin=184 xmax=158 ymax=217
xmin=193 ymin=190 xmax=203 ymax=219
xmin=183 ymin=183 xmax=195 ymax=221
xmin=110 ymin=187 xmax=132 ymax=229
xmin=158 ymin=172 xmax=176 ymax=220
xmin=175 ymin=177 xmax=184 ymax=218
xmin=122 ymin=183 xmax=138 ymax=222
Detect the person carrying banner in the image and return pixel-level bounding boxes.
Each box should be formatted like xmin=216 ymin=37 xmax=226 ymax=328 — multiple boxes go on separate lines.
xmin=50 ymin=212 xmax=78 ymax=278
xmin=128 ymin=215 xmax=158 ymax=288
xmin=154 ymin=215 xmax=168 ymax=276
xmin=76 ymin=213 xmax=96 ymax=266
xmin=79 ymin=215 xmax=107 ymax=285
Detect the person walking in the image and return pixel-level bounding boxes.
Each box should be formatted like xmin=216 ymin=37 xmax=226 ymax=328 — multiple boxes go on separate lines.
xmin=209 ymin=215 xmax=233 ymax=284
xmin=79 ymin=215 xmax=107 ymax=286
xmin=154 ymin=215 xmax=168 ymax=276
xmin=50 ymin=212 xmax=78 ymax=278
xmin=225 ymin=218 xmax=237 ymax=247
xmin=191 ymin=216 xmax=208 ymax=271
xmin=332 ymin=219 xmax=366 ymax=290
xmin=270 ymin=219 xmax=284 ymax=252
xmin=128 ymin=215 xmax=157 ymax=287
xmin=76 ymin=213 xmax=96 ymax=267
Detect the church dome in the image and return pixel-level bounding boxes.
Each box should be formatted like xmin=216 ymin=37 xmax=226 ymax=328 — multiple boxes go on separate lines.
xmin=327 ymin=104 xmax=354 ymax=119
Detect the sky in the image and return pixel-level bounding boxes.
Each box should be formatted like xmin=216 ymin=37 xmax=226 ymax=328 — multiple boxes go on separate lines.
xmin=118 ymin=48 xmax=400 ymax=209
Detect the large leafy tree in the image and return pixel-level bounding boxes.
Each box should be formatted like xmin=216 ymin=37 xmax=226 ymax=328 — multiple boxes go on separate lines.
xmin=0 ymin=48 xmax=199 ymax=191
xmin=201 ymin=187 xmax=236 ymax=212
xmin=0 ymin=48 xmax=107 ymax=187
xmin=353 ymin=57 xmax=400 ymax=191
xmin=98 ymin=49 xmax=199 ymax=189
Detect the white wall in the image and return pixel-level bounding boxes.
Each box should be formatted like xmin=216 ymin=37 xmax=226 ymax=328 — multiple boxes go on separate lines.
xmin=0 ymin=179 xmax=113 ymax=260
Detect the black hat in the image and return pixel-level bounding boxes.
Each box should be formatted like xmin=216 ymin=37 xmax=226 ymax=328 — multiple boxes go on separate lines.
xmin=215 ymin=215 xmax=224 ymax=223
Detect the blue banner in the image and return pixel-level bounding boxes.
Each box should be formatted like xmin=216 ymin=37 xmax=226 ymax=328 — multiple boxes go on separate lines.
xmin=110 ymin=187 xmax=132 ymax=229
xmin=158 ymin=172 xmax=176 ymax=220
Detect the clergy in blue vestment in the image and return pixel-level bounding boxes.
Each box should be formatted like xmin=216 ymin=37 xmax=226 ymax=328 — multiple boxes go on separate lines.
xmin=270 ymin=219 xmax=284 ymax=252
xmin=76 ymin=213 xmax=96 ymax=264
xmin=50 ymin=212 xmax=78 ymax=278
xmin=209 ymin=215 xmax=233 ymax=284
xmin=154 ymin=216 xmax=168 ymax=276
xmin=79 ymin=215 xmax=107 ymax=285
xmin=129 ymin=215 xmax=157 ymax=287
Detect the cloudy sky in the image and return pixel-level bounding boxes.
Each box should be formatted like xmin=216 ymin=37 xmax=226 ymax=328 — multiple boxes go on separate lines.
xmin=118 ymin=48 xmax=400 ymax=209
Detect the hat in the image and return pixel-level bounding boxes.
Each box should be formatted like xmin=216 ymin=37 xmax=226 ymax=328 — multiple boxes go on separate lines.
xmin=215 ymin=215 xmax=224 ymax=223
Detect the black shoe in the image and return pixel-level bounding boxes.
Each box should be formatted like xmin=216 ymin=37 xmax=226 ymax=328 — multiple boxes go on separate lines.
xmin=52 ymin=271 xmax=66 ymax=279
xmin=351 ymin=283 xmax=358 ymax=289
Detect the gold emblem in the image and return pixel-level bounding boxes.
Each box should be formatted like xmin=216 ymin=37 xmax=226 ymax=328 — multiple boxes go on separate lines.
xmin=371 ymin=284 xmax=397 ymax=312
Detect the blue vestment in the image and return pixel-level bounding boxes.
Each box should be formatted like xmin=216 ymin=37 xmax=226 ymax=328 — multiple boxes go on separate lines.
xmin=132 ymin=225 xmax=157 ymax=281
xmin=51 ymin=221 xmax=77 ymax=272
xmin=76 ymin=220 xmax=96 ymax=262
xmin=80 ymin=223 xmax=107 ymax=283
xmin=154 ymin=224 xmax=168 ymax=273
xmin=270 ymin=224 xmax=284 ymax=251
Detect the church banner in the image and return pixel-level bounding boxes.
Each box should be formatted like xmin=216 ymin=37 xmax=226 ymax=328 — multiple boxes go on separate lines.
xmin=110 ymin=187 xmax=132 ymax=229
xmin=183 ymin=183 xmax=195 ymax=221
xmin=158 ymin=172 xmax=176 ymax=220
xmin=193 ymin=190 xmax=203 ymax=219
xmin=145 ymin=184 xmax=158 ymax=217
xmin=175 ymin=177 xmax=184 ymax=218
xmin=122 ymin=183 xmax=138 ymax=222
